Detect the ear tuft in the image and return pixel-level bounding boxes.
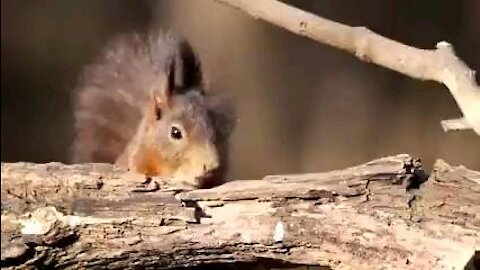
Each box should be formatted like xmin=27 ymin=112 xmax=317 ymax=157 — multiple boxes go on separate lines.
xmin=165 ymin=38 xmax=203 ymax=94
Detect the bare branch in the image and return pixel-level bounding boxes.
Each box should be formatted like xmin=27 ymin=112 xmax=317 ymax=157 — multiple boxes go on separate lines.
xmin=214 ymin=0 xmax=480 ymax=136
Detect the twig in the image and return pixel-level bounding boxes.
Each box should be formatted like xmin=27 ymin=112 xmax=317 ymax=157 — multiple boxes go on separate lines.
xmin=214 ymin=0 xmax=480 ymax=136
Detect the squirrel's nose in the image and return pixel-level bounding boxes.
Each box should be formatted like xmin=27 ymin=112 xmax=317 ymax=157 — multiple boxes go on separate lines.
xmin=202 ymin=159 xmax=219 ymax=174
xmin=191 ymin=142 xmax=219 ymax=176
xmin=202 ymin=146 xmax=220 ymax=173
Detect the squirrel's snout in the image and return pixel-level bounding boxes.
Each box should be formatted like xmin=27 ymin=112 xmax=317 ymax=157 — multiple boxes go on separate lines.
xmin=197 ymin=162 xmax=221 ymax=189
xmin=170 ymin=144 xmax=222 ymax=188
xmin=191 ymin=143 xmax=220 ymax=185
xmin=202 ymin=158 xmax=219 ymax=175
xmin=183 ymin=143 xmax=219 ymax=174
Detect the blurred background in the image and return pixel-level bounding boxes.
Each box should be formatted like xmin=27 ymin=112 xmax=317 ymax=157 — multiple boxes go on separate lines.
xmin=2 ymin=0 xmax=479 ymax=180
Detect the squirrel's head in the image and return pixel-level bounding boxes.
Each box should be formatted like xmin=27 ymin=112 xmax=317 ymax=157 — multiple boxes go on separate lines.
xmin=138 ymin=38 xmax=234 ymax=188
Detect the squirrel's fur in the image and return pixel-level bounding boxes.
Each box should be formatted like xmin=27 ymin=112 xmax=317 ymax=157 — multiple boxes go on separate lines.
xmin=71 ymin=30 xmax=234 ymax=188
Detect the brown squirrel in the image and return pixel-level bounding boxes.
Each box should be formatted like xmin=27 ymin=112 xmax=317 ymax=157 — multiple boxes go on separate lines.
xmin=71 ymin=30 xmax=235 ymax=188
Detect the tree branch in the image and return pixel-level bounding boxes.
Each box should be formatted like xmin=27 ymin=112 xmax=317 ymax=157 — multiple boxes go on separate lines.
xmin=1 ymin=155 xmax=479 ymax=269
xmin=214 ymin=0 xmax=480 ymax=136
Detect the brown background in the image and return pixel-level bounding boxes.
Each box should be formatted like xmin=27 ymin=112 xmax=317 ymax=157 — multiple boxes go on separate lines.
xmin=2 ymin=0 xmax=479 ymax=180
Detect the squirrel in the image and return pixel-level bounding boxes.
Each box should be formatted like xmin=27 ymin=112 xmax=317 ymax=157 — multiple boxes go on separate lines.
xmin=71 ymin=30 xmax=235 ymax=189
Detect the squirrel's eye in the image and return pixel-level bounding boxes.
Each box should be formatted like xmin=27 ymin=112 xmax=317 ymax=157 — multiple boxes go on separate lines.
xmin=170 ymin=126 xmax=183 ymax=140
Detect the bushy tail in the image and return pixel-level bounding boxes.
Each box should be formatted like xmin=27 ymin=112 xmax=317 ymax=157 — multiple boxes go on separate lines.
xmin=72 ymin=30 xmax=202 ymax=163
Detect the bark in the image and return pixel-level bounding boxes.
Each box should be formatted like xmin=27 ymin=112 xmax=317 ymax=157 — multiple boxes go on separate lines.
xmin=1 ymin=154 xmax=479 ymax=269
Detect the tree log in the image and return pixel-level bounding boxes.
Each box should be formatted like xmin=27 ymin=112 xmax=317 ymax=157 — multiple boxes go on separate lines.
xmin=1 ymin=154 xmax=479 ymax=269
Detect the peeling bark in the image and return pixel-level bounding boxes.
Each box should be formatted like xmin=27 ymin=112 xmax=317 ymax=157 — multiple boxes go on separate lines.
xmin=1 ymin=154 xmax=479 ymax=269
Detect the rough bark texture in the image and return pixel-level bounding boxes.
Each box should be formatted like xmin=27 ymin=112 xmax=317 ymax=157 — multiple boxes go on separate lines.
xmin=1 ymin=154 xmax=479 ymax=270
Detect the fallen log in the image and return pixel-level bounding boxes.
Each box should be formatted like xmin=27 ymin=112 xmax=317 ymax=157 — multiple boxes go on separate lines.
xmin=1 ymin=154 xmax=479 ymax=269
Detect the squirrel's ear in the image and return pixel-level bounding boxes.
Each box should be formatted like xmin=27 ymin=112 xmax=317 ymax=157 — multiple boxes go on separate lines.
xmin=168 ymin=39 xmax=203 ymax=93
xmin=156 ymin=70 xmax=173 ymax=100
xmin=150 ymin=72 xmax=172 ymax=121
xmin=150 ymin=89 xmax=164 ymax=121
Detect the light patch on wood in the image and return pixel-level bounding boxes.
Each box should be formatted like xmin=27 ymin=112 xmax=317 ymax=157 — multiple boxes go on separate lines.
xmin=273 ymin=221 xmax=284 ymax=242
xmin=16 ymin=207 xmax=130 ymax=235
